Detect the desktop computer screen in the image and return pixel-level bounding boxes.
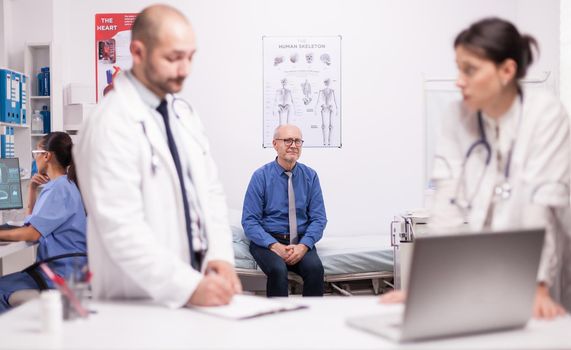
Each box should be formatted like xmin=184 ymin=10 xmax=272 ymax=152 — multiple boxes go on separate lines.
xmin=0 ymin=158 xmax=23 ymax=210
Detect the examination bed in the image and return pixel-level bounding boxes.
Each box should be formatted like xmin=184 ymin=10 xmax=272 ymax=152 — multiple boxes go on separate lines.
xmin=230 ymin=214 xmax=394 ymax=295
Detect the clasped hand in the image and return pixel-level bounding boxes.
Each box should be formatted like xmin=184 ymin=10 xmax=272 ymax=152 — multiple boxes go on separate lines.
xmin=270 ymin=242 xmax=308 ymax=265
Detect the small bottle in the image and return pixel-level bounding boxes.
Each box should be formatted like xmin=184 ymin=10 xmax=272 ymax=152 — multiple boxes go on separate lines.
xmin=37 ymin=72 xmax=44 ymax=96
xmin=41 ymin=105 xmax=51 ymax=133
xmin=40 ymin=290 xmax=63 ymax=333
xmin=41 ymin=67 xmax=50 ymax=96
xmin=31 ymin=110 xmax=43 ymax=134
xmin=31 ymin=159 xmax=37 ymax=176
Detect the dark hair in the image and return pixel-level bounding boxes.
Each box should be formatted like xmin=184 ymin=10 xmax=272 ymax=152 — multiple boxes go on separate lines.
xmin=41 ymin=132 xmax=78 ymax=185
xmin=454 ymin=17 xmax=538 ymax=80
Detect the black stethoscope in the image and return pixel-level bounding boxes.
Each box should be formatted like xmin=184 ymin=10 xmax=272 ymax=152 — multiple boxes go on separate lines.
xmin=139 ymin=96 xmax=195 ymax=175
xmin=450 ymin=95 xmax=522 ymax=212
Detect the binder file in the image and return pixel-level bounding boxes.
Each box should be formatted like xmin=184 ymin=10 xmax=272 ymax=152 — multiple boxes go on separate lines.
xmin=0 ymin=70 xmax=11 ymax=123
xmin=20 ymin=75 xmax=27 ymax=125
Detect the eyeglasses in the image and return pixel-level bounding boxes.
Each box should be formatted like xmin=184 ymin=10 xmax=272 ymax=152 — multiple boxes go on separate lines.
xmin=32 ymin=150 xmax=47 ymax=158
xmin=275 ymin=138 xmax=304 ymax=147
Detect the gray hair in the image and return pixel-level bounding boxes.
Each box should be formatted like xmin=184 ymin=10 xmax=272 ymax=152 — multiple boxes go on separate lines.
xmin=273 ymin=124 xmax=302 ymax=139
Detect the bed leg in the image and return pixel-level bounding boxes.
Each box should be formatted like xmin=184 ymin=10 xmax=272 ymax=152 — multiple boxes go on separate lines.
xmin=372 ymin=278 xmax=381 ymax=295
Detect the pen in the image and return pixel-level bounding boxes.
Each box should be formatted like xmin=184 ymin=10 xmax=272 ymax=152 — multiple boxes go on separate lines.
xmin=39 ymin=263 xmax=89 ymax=318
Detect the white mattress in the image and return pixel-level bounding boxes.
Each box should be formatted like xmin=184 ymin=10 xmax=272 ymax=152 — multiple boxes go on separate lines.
xmin=233 ymin=234 xmax=393 ymax=275
xmin=317 ymin=234 xmax=393 ymax=275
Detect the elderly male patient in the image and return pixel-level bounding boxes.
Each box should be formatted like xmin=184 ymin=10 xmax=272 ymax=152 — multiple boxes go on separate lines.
xmin=242 ymin=124 xmax=327 ymax=297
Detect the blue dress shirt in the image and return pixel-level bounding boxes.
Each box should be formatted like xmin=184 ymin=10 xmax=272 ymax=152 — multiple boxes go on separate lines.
xmin=25 ymin=175 xmax=87 ymax=278
xmin=242 ymin=159 xmax=327 ymax=249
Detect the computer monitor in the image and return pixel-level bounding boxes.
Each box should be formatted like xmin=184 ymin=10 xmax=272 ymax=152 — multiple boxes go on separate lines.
xmin=0 ymin=158 xmax=23 ymax=210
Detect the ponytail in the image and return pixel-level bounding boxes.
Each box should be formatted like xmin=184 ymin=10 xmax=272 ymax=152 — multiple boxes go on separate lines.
xmin=519 ymin=34 xmax=538 ymax=79
xmin=41 ymin=131 xmax=78 ymax=185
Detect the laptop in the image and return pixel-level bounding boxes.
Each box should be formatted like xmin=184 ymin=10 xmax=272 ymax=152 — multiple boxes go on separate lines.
xmin=347 ymin=229 xmax=544 ymax=342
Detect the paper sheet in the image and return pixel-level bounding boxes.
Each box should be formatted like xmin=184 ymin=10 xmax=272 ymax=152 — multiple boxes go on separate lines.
xmin=191 ymin=294 xmax=308 ymax=320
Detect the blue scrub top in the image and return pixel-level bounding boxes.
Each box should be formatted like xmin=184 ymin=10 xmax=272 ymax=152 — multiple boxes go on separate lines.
xmin=24 ymin=175 xmax=87 ymax=278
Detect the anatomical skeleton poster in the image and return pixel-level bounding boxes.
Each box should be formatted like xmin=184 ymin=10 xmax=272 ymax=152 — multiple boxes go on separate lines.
xmin=263 ymin=36 xmax=342 ymax=148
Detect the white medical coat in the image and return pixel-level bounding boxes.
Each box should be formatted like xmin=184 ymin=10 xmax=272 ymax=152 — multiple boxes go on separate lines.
xmin=429 ymin=88 xmax=571 ymax=287
xmin=74 ymin=74 xmax=234 ymax=308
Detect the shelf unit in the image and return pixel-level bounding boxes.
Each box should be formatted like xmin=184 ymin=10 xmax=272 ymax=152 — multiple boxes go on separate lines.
xmin=24 ymin=42 xmax=52 ymax=177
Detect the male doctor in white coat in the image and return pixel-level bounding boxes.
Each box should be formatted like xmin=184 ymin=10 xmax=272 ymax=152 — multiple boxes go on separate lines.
xmin=75 ymin=4 xmax=241 ymax=308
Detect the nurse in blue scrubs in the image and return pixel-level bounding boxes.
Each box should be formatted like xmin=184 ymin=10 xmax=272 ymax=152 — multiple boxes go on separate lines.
xmin=0 ymin=132 xmax=86 ymax=312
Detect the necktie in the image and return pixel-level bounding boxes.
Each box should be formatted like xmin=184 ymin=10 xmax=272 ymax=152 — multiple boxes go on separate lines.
xmin=156 ymin=100 xmax=200 ymax=270
xmin=285 ymin=171 xmax=298 ymax=244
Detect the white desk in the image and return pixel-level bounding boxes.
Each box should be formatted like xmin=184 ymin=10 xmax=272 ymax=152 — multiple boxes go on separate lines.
xmin=0 ymin=241 xmax=36 ymax=275
xmin=0 ymin=241 xmax=36 ymax=259
xmin=0 ymin=296 xmax=569 ymax=349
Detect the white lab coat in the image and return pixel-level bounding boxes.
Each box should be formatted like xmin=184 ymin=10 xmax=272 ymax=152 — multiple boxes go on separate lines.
xmin=74 ymin=74 xmax=234 ymax=308
xmin=429 ymin=88 xmax=571 ymax=291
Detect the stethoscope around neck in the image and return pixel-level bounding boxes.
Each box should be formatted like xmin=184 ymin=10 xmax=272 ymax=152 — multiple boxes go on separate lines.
xmin=449 ymin=96 xmax=521 ymax=212
xmin=139 ymin=96 xmax=197 ymax=175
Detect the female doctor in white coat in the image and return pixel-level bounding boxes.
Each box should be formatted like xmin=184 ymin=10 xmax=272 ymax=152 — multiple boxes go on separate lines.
xmin=383 ymin=18 xmax=570 ymax=319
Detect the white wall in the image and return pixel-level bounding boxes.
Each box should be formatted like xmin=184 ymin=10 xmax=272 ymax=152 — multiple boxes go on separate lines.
xmin=0 ymin=0 xmax=9 ymax=67
xmin=562 ymin=0 xmax=571 ymax=112
xmin=36 ymin=0 xmax=559 ymax=235
xmin=7 ymin=0 xmax=52 ymax=72
xmin=516 ymin=0 xmax=561 ymax=89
